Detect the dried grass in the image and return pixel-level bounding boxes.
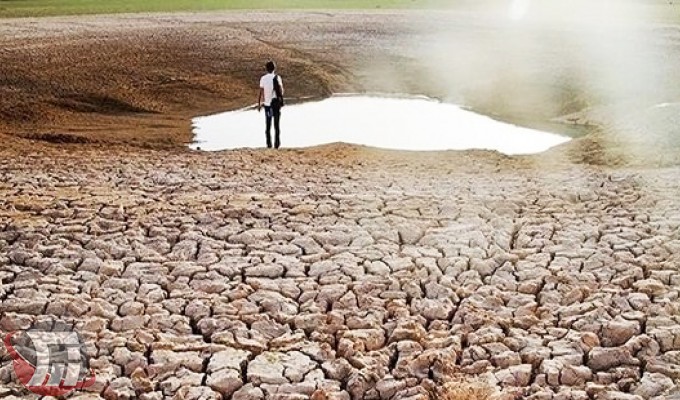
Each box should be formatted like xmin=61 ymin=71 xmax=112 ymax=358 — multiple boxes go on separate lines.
xmin=431 ymin=357 xmax=496 ymax=400
xmin=432 ymin=379 xmax=495 ymax=400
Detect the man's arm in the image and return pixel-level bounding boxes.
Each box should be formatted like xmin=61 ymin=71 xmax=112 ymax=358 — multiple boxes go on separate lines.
xmin=257 ymin=88 xmax=264 ymax=112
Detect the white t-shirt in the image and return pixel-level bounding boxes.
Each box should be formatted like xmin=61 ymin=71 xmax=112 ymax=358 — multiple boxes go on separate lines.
xmin=259 ymin=73 xmax=284 ymax=106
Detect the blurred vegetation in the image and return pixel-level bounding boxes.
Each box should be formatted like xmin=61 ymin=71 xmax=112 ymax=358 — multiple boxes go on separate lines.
xmin=0 ymin=0 xmax=676 ymax=21
xmin=0 ymin=0 xmax=448 ymax=18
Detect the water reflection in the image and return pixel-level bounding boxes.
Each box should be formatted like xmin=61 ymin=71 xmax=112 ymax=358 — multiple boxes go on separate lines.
xmin=191 ymin=95 xmax=571 ymax=155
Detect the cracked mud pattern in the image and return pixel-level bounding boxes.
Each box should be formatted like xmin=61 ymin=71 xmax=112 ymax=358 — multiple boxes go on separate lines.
xmin=1 ymin=144 xmax=679 ymax=400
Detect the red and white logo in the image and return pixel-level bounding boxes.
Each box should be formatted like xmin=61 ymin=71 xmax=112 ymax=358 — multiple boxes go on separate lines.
xmin=3 ymin=321 xmax=96 ymax=396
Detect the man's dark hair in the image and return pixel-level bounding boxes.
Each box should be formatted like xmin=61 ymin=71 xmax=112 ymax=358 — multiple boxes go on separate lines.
xmin=266 ymin=61 xmax=276 ymax=73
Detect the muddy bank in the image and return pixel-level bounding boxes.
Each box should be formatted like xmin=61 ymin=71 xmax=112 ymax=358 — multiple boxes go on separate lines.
xmin=1 ymin=11 xmax=679 ymax=165
xmin=0 ymin=12 xmax=355 ymax=148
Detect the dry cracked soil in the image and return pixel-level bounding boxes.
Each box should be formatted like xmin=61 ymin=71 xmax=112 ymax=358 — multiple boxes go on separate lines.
xmin=2 ymin=141 xmax=680 ymax=400
xmin=1 ymin=10 xmax=680 ymax=400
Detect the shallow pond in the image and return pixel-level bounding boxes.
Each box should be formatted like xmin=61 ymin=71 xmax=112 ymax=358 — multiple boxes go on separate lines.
xmin=190 ymin=95 xmax=572 ymax=155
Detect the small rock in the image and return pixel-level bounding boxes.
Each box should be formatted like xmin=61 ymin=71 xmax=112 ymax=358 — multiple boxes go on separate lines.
xmin=248 ymin=352 xmax=288 ymax=385
xmin=207 ymin=368 xmax=243 ymax=397
xmin=495 ymin=364 xmax=533 ymax=387
xmin=588 ymin=347 xmax=638 ymax=371
xmin=633 ymin=372 xmax=675 ymax=398
xmin=602 ymin=318 xmax=640 ymax=347
xmin=232 ymin=384 xmax=265 ymax=400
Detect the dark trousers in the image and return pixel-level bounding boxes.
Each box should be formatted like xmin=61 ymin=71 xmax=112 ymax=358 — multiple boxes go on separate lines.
xmin=264 ymin=103 xmax=281 ymax=149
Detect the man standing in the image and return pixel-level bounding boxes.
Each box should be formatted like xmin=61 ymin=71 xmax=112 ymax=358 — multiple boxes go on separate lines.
xmin=257 ymin=61 xmax=284 ymax=149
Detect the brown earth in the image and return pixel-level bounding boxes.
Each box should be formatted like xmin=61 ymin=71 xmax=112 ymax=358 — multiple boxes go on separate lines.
xmin=2 ymin=11 xmax=679 ymax=163
xmin=0 ymin=12 xmax=370 ymax=148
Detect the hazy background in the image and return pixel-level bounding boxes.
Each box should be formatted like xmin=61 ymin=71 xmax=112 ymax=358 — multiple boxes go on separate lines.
xmin=1 ymin=0 xmax=678 ymax=163
xmin=351 ymin=0 xmax=680 ymax=163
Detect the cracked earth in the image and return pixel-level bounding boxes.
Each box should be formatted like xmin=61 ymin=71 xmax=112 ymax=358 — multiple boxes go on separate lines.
xmin=0 ymin=142 xmax=679 ymax=400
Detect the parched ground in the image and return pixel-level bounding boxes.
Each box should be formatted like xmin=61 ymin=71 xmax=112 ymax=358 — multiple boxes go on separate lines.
xmin=1 ymin=10 xmax=680 ymax=400
xmin=1 ymin=141 xmax=680 ymax=400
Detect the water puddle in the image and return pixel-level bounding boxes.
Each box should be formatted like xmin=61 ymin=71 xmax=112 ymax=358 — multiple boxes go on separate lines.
xmin=190 ymin=95 xmax=572 ymax=155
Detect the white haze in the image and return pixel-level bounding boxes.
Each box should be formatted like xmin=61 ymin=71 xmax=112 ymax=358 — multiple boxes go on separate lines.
xmin=356 ymin=0 xmax=677 ymax=162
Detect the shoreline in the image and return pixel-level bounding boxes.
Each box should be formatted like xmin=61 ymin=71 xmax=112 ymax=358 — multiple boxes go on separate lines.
xmin=2 ymin=10 xmax=676 ymax=166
